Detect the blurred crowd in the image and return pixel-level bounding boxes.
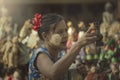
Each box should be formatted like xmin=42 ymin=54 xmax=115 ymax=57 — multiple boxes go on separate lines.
xmin=0 ymin=2 xmax=120 ymax=80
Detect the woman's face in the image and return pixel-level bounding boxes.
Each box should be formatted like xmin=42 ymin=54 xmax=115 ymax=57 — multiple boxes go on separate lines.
xmin=49 ymin=20 xmax=68 ymax=49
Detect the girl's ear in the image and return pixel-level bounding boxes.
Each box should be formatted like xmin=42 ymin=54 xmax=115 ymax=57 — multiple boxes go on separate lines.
xmin=42 ymin=32 xmax=49 ymax=41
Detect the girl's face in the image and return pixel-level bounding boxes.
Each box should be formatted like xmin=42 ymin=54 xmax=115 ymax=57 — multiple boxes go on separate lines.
xmin=49 ymin=20 xmax=68 ymax=49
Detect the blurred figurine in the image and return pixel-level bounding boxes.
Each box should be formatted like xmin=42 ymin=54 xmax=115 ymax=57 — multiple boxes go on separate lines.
xmin=2 ymin=35 xmax=30 ymax=68
xmin=85 ymin=23 xmax=98 ymax=61
xmin=85 ymin=66 xmax=98 ymax=80
xmin=0 ymin=24 xmax=6 ymax=41
xmin=108 ymin=64 xmax=119 ymax=80
xmin=67 ymin=21 xmax=75 ymax=39
xmin=4 ymin=17 xmax=13 ymax=36
xmin=0 ymin=6 xmax=7 ymax=40
xmin=100 ymin=2 xmax=115 ymax=43
xmin=78 ymin=21 xmax=86 ymax=39
xmin=108 ymin=21 xmax=120 ymax=38
xmin=100 ymin=38 xmax=119 ymax=63
xmin=3 ymin=35 xmax=30 ymax=79
xmin=26 ymin=30 xmax=40 ymax=49
xmin=8 ymin=36 xmax=19 ymax=68
xmin=66 ymin=26 xmax=78 ymax=52
xmin=0 ymin=6 xmax=9 ymax=28
xmin=0 ymin=37 xmax=6 ymax=63
xmin=0 ymin=6 xmax=13 ymax=36
xmin=103 ymin=2 xmax=114 ymax=24
xmin=19 ymin=19 xmax=32 ymax=43
xmin=67 ymin=21 xmax=77 ymax=52
xmin=100 ymin=23 xmax=110 ymax=43
xmin=13 ymin=69 xmax=22 ymax=80
xmin=2 ymin=36 xmax=12 ymax=66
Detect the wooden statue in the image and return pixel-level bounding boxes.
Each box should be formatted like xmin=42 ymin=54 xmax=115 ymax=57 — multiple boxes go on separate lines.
xmin=78 ymin=21 xmax=86 ymax=39
xmin=6 ymin=36 xmax=18 ymax=68
xmin=2 ymin=36 xmax=12 ymax=65
xmin=108 ymin=21 xmax=120 ymax=38
xmin=26 ymin=30 xmax=40 ymax=49
xmin=102 ymin=2 xmax=114 ymax=24
xmin=19 ymin=19 xmax=32 ymax=42
xmin=0 ymin=6 xmax=13 ymax=36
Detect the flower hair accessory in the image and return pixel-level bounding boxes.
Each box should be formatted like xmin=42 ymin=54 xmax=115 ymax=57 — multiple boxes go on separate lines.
xmin=32 ymin=13 xmax=42 ymax=31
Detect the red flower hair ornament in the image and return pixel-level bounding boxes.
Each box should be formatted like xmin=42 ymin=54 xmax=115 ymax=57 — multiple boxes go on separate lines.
xmin=32 ymin=13 xmax=42 ymax=31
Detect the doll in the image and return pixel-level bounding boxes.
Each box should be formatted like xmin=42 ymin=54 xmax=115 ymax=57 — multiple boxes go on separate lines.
xmin=66 ymin=27 xmax=78 ymax=52
xmin=0 ymin=6 xmax=9 ymax=28
xmin=83 ymin=22 xmax=99 ymax=61
xmin=4 ymin=17 xmax=13 ymax=36
xmin=102 ymin=2 xmax=114 ymax=24
xmin=84 ymin=66 xmax=98 ymax=80
xmin=100 ymin=23 xmax=110 ymax=43
xmin=19 ymin=19 xmax=32 ymax=42
xmin=8 ymin=36 xmax=19 ymax=68
xmin=108 ymin=64 xmax=119 ymax=80
xmin=108 ymin=21 xmax=120 ymax=38
xmin=8 ymin=35 xmax=29 ymax=67
xmin=67 ymin=21 xmax=75 ymax=39
xmin=2 ymin=36 xmax=12 ymax=65
xmin=0 ymin=6 xmax=13 ymax=36
xmin=13 ymin=69 xmax=22 ymax=80
xmin=100 ymin=2 xmax=114 ymax=43
xmin=102 ymin=38 xmax=119 ymax=63
xmin=26 ymin=30 xmax=40 ymax=49
xmin=78 ymin=21 xmax=86 ymax=39
xmin=0 ymin=6 xmax=7 ymax=39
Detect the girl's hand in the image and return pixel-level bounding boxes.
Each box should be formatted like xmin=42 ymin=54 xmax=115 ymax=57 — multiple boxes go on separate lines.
xmin=77 ymin=27 xmax=99 ymax=47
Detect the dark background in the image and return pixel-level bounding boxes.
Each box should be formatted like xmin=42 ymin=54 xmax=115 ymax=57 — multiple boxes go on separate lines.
xmin=2 ymin=0 xmax=118 ymax=29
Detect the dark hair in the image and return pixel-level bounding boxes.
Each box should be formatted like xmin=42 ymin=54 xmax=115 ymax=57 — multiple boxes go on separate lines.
xmin=37 ymin=13 xmax=64 ymax=40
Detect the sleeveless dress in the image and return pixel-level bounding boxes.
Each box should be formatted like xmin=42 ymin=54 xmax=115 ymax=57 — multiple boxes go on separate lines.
xmin=29 ymin=47 xmax=69 ymax=80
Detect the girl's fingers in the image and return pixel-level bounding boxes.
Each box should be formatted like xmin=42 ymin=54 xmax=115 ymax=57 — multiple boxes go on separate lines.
xmin=85 ymin=36 xmax=98 ymax=42
xmin=85 ymin=33 xmax=97 ymax=37
xmin=86 ymin=27 xmax=95 ymax=33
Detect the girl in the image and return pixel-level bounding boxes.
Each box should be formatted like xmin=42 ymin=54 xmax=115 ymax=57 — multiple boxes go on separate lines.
xmin=29 ymin=13 xmax=99 ymax=80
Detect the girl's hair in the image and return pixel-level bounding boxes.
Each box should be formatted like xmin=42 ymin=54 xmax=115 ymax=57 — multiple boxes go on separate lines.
xmin=37 ymin=13 xmax=64 ymax=40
